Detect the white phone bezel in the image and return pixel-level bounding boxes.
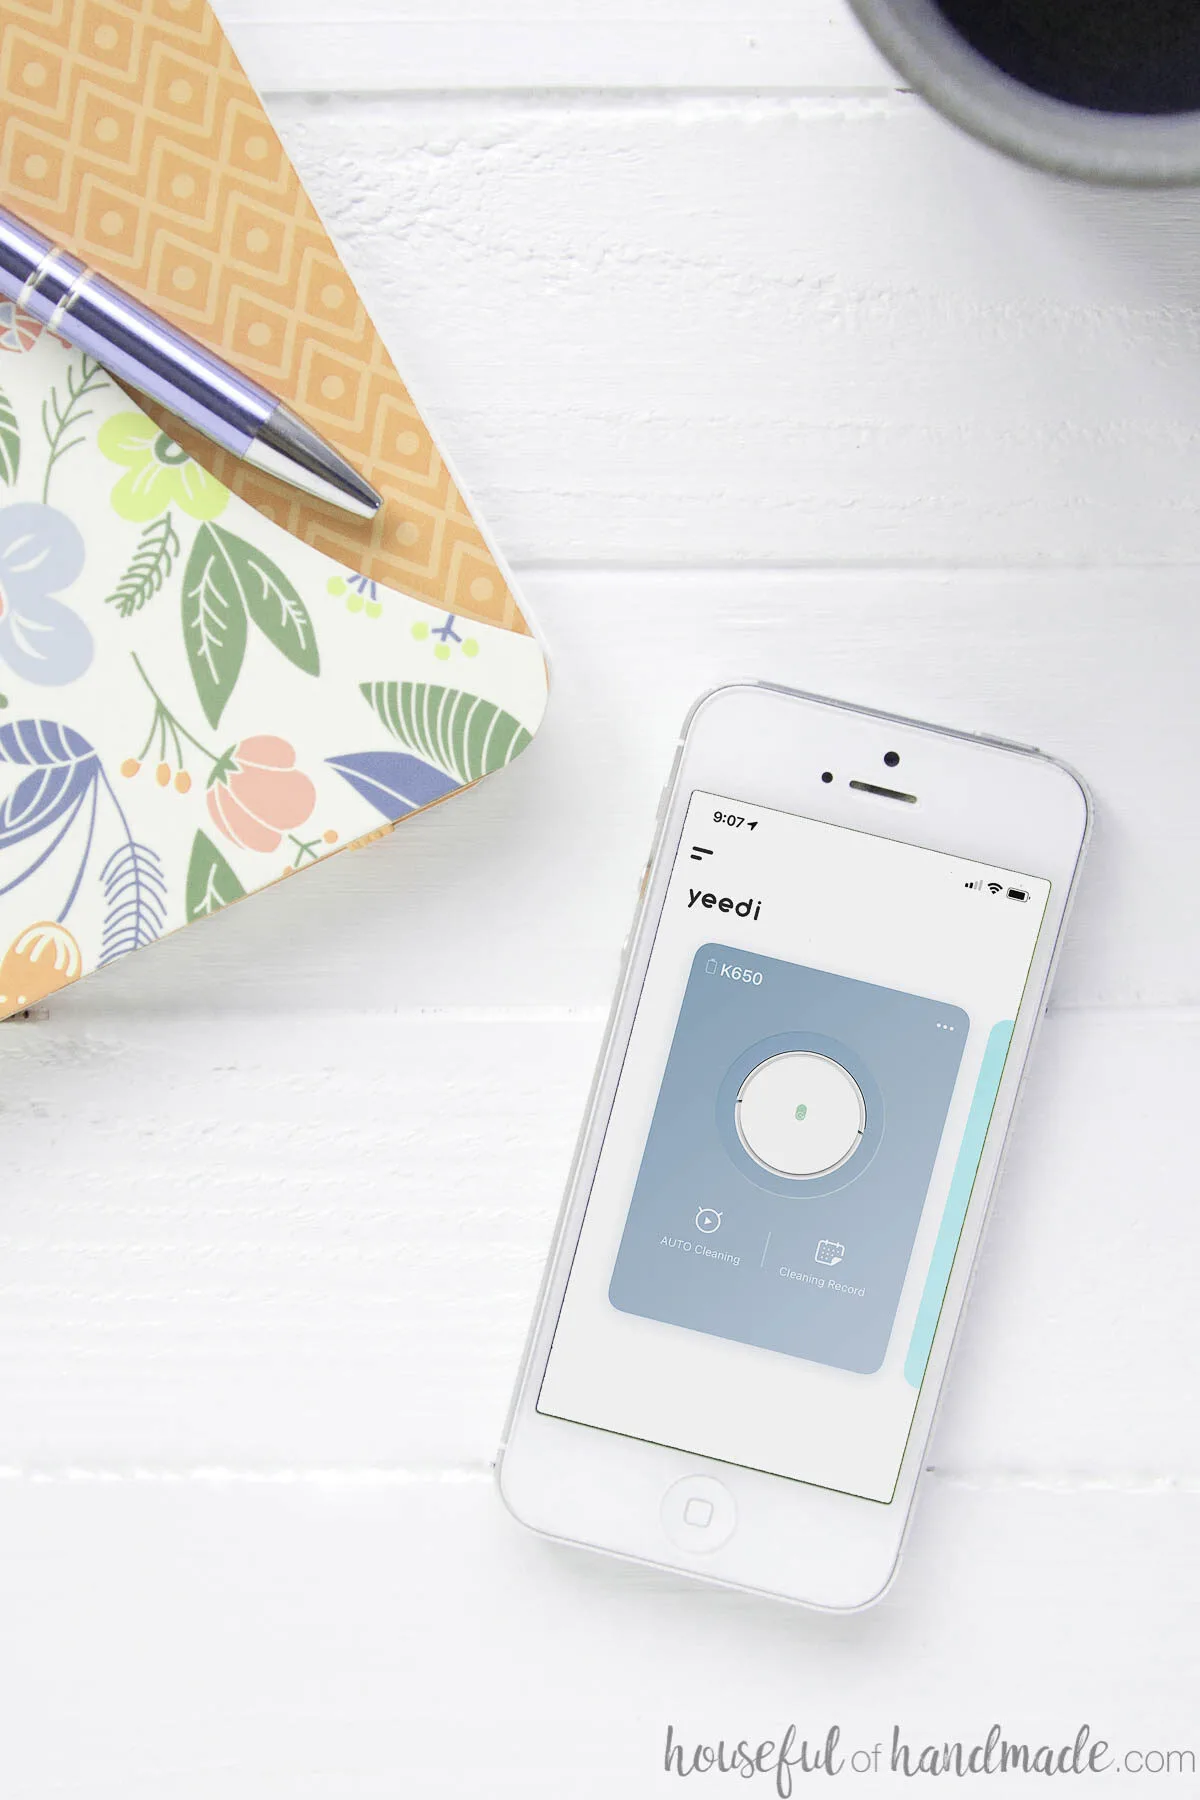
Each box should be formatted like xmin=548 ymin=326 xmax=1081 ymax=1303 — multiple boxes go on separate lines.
xmin=498 ymin=683 xmax=1091 ymax=1611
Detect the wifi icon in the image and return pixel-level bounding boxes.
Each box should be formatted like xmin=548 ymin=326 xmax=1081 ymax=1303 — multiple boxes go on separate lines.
xmin=987 ymin=881 xmax=1004 ymax=896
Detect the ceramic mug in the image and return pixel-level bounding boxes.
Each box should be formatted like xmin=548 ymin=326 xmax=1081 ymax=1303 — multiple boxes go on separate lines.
xmin=847 ymin=0 xmax=1200 ymax=185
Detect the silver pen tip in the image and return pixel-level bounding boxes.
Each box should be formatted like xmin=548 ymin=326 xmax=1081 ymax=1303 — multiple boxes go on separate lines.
xmin=245 ymin=404 xmax=382 ymax=519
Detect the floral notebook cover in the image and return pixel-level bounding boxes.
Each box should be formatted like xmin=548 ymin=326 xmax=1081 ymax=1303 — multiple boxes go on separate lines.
xmin=0 ymin=0 xmax=533 ymax=632
xmin=0 ymin=324 xmax=548 ymax=1020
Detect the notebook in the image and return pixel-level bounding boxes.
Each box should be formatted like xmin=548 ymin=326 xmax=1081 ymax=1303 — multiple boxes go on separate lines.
xmin=0 ymin=0 xmax=548 ymax=1019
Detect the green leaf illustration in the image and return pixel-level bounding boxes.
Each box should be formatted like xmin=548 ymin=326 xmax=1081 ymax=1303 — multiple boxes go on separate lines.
xmin=204 ymin=521 xmax=319 ymax=676
xmin=181 ymin=522 xmax=250 ymax=726
xmin=0 ymin=384 xmax=19 ymax=486
xmin=181 ymin=523 xmax=318 ymax=723
xmin=185 ymin=830 xmax=246 ymax=922
xmin=360 ymin=681 xmax=532 ymax=784
xmin=106 ymin=512 xmax=181 ymax=617
xmin=40 ymin=353 xmax=107 ymax=502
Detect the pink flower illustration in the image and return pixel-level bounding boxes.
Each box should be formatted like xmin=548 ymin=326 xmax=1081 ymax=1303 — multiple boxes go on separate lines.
xmin=0 ymin=303 xmax=44 ymax=354
xmin=206 ymin=736 xmax=315 ymax=854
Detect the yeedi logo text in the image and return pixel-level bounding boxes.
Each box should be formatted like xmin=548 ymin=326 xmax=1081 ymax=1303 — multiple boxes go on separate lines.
xmin=686 ymin=889 xmax=762 ymax=921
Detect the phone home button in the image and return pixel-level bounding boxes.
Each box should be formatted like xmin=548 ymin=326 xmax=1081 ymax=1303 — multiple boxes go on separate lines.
xmin=661 ymin=1475 xmax=737 ymax=1553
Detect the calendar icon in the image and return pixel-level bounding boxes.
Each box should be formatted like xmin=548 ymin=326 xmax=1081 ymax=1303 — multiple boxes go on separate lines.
xmin=814 ymin=1240 xmax=845 ymax=1268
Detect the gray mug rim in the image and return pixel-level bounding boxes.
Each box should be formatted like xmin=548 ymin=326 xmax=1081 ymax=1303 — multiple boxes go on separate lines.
xmin=848 ymin=0 xmax=1200 ymax=185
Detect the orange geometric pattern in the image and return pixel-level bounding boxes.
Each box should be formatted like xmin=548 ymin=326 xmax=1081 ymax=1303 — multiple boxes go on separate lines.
xmin=0 ymin=0 xmax=530 ymax=636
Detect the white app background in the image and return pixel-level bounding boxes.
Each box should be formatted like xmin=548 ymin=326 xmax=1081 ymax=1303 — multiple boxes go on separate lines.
xmin=539 ymin=792 xmax=1049 ymax=1503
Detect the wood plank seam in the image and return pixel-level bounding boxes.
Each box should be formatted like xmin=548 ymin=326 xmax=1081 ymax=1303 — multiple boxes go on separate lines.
xmin=0 ymin=1466 xmax=1193 ymax=1489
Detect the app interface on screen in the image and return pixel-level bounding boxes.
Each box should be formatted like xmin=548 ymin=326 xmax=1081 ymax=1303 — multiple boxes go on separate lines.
xmin=538 ymin=791 xmax=1050 ymax=1503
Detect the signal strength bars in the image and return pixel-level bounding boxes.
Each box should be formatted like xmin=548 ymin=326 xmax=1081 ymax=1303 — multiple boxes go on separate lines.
xmin=965 ymin=878 xmax=1030 ymax=902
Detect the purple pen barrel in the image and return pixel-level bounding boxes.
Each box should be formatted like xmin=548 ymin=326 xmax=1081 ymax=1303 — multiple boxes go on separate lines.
xmin=0 ymin=205 xmax=273 ymax=454
xmin=0 ymin=202 xmax=381 ymax=517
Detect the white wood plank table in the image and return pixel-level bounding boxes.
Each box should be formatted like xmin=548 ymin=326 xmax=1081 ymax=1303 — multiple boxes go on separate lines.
xmin=1 ymin=5 xmax=1197 ymax=1792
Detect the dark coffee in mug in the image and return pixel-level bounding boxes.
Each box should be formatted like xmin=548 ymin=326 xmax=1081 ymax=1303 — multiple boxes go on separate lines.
xmin=934 ymin=0 xmax=1200 ymax=115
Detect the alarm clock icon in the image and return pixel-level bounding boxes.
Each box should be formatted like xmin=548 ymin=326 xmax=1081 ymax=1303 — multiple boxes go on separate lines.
xmin=695 ymin=1207 xmax=722 ymax=1234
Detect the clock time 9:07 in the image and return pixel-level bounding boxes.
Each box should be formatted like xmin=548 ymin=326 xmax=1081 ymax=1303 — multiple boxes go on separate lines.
xmin=712 ymin=812 xmax=757 ymax=828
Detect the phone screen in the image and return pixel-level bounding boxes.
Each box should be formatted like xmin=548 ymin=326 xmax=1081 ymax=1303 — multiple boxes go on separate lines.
xmin=537 ymin=790 xmax=1051 ymax=1503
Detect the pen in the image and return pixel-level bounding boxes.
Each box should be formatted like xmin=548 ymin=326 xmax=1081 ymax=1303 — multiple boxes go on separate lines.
xmin=0 ymin=203 xmax=382 ymax=520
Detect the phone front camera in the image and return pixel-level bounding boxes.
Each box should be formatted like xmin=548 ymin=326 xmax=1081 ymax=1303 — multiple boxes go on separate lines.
xmin=821 ymin=770 xmax=834 ymax=784
xmin=883 ymin=750 xmax=900 ymax=768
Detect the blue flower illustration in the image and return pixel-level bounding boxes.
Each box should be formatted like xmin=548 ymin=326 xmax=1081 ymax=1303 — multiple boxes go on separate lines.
xmin=0 ymin=504 xmax=91 ymax=686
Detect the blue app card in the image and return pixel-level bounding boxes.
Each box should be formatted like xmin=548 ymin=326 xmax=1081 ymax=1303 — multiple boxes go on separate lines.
xmin=608 ymin=944 xmax=968 ymax=1374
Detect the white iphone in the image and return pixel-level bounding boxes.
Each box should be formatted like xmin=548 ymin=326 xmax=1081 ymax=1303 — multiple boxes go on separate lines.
xmin=498 ymin=683 xmax=1090 ymax=1610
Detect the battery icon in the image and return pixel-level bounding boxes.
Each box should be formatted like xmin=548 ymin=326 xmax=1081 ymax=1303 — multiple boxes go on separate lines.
xmin=705 ymin=958 xmax=719 ymax=974
xmin=1006 ymin=887 xmax=1029 ymax=903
